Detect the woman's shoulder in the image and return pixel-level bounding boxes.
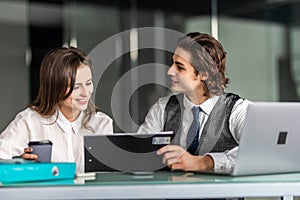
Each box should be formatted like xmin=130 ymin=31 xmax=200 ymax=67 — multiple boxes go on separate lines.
xmin=94 ymin=111 xmax=113 ymax=121
xmin=4 ymin=107 xmax=44 ymax=128
xmin=90 ymin=111 xmax=114 ymax=133
xmin=14 ymin=107 xmax=38 ymax=119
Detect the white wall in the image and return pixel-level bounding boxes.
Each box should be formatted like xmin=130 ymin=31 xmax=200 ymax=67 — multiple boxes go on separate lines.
xmin=185 ymin=16 xmax=285 ymax=101
xmin=67 ymin=3 xmax=121 ymax=125
xmin=291 ymin=27 xmax=300 ymax=99
xmin=0 ymin=1 xmax=29 ymax=131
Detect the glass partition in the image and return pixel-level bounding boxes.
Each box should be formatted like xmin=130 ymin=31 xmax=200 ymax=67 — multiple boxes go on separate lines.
xmin=0 ymin=0 xmax=300 ymax=132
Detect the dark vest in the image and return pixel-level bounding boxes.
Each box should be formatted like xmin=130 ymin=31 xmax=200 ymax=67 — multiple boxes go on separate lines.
xmin=163 ymin=93 xmax=241 ymax=155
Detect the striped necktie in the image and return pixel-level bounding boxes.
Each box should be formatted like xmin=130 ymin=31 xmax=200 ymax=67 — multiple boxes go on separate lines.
xmin=186 ymin=106 xmax=201 ymax=154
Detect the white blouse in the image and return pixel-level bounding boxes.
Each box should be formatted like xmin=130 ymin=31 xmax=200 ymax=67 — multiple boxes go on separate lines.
xmin=0 ymin=108 xmax=113 ymax=173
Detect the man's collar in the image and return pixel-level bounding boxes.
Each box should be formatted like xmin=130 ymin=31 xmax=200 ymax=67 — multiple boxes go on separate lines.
xmin=183 ymin=94 xmax=220 ymax=115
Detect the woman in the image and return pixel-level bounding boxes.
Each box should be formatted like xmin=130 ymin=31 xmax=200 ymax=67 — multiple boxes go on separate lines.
xmin=0 ymin=47 xmax=113 ymax=173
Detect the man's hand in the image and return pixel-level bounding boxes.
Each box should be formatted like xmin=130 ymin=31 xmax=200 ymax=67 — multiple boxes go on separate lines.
xmin=157 ymin=145 xmax=214 ymax=171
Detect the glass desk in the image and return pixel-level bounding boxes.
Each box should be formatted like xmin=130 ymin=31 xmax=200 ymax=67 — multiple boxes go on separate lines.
xmin=1 ymin=171 xmax=300 ymax=199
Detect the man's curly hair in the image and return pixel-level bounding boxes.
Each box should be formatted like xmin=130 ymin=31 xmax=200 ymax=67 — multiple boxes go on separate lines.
xmin=177 ymin=32 xmax=229 ymax=95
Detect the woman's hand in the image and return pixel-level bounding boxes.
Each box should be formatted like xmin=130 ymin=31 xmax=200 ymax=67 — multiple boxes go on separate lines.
xmin=22 ymin=147 xmax=38 ymax=160
xmin=157 ymin=145 xmax=214 ymax=171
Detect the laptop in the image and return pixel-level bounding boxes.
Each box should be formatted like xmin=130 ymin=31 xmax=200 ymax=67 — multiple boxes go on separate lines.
xmin=197 ymin=102 xmax=300 ymax=176
xmin=84 ymin=131 xmax=174 ymax=173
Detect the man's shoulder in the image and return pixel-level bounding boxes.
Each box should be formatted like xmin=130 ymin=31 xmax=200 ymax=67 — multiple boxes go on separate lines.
xmin=223 ymin=92 xmax=241 ymax=99
xmin=163 ymin=93 xmax=184 ymax=104
xmin=219 ymin=92 xmax=252 ymax=112
xmin=146 ymin=95 xmax=177 ymax=113
xmin=156 ymin=95 xmax=174 ymax=105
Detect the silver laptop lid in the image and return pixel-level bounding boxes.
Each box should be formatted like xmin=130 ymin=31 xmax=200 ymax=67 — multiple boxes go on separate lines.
xmin=233 ymin=102 xmax=300 ymax=176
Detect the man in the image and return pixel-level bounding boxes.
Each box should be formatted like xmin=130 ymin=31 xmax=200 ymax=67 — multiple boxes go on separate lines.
xmin=138 ymin=32 xmax=251 ymax=171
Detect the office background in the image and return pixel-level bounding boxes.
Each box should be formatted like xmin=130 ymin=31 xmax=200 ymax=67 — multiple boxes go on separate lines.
xmin=0 ymin=0 xmax=300 ymax=132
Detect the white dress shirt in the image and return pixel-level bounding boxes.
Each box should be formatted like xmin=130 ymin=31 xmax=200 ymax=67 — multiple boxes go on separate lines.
xmin=138 ymin=94 xmax=252 ymax=169
xmin=0 ymin=108 xmax=113 ymax=173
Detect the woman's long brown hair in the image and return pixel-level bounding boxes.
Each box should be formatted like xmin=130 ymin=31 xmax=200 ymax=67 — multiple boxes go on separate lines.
xmin=30 ymin=47 xmax=98 ymax=132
